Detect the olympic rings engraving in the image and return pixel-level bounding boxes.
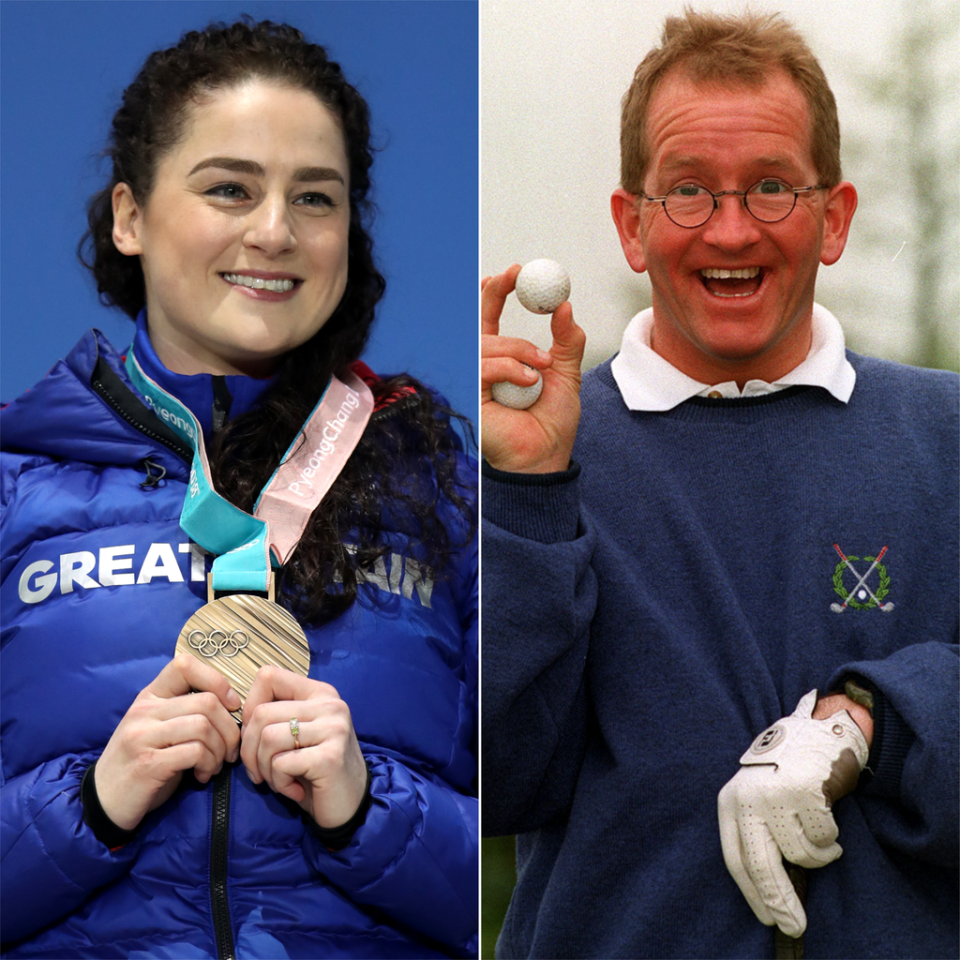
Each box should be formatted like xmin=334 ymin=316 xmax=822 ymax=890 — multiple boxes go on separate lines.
xmin=187 ymin=628 xmax=250 ymax=658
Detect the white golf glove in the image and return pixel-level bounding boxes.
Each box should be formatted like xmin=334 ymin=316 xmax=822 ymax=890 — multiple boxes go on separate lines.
xmin=717 ymin=689 xmax=869 ymax=938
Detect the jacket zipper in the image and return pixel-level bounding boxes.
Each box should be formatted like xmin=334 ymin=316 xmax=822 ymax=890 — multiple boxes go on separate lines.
xmin=90 ymin=353 xmax=193 ymax=462
xmin=92 ymin=320 xmax=234 ymax=960
xmin=211 ymin=376 xmax=233 ymax=437
xmin=211 ymin=765 xmax=236 ymax=960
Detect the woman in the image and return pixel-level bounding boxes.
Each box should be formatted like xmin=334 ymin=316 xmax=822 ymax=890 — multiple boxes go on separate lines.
xmin=1 ymin=18 xmax=477 ymax=960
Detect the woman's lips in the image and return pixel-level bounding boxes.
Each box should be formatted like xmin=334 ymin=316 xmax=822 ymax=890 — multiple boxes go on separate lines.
xmin=220 ymin=272 xmax=302 ymax=301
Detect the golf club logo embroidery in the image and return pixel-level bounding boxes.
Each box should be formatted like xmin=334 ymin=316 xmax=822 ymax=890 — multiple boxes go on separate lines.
xmin=831 ymin=544 xmax=894 ymax=613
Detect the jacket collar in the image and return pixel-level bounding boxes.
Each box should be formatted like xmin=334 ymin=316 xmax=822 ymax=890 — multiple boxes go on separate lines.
xmin=132 ymin=311 xmax=276 ymax=445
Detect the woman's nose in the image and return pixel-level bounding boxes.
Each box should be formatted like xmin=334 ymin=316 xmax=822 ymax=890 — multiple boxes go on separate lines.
xmin=243 ymin=196 xmax=296 ymax=256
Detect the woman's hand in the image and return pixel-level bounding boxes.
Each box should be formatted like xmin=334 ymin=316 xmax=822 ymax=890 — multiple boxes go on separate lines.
xmin=481 ymin=264 xmax=586 ymax=474
xmin=95 ymin=655 xmax=242 ymax=831
xmin=240 ymin=666 xmax=368 ymax=829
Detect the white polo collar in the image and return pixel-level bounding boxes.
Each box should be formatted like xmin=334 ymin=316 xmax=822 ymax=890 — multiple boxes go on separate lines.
xmin=610 ymin=303 xmax=856 ymax=411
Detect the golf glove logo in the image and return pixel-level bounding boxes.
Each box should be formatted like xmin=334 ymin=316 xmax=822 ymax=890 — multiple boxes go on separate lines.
xmin=717 ymin=689 xmax=869 ymax=938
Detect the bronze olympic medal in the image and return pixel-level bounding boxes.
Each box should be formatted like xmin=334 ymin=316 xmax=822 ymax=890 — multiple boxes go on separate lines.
xmin=176 ymin=595 xmax=310 ymax=721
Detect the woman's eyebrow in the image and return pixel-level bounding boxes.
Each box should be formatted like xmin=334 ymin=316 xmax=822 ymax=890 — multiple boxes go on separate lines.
xmin=188 ymin=156 xmax=344 ymax=183
xmin=189 ymin=157 xmax=263 ymax=177
xmin=292 ymin=165 xmax=345 ymax=184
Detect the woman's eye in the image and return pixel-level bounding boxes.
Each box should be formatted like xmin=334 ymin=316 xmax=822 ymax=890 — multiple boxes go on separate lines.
xmin=206 ymin=183 xmax=248 ymax=201
xmin=295 ymin=192 xmax=335 ymax=210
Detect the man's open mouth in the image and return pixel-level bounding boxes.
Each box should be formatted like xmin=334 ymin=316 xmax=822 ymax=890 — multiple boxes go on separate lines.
xmin=699 ymin=267 xmax=763 ymax=298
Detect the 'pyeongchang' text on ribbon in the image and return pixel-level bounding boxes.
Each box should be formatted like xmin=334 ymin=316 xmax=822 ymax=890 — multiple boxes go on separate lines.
xmin=287 ymin=389 xmax=361 ymax=497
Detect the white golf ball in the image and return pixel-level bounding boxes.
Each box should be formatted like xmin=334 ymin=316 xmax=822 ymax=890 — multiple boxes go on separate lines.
xmin=515 ymin=259 xmax=571 ymax=315
xmin=491 ymin=366 xmax=543 ymax=410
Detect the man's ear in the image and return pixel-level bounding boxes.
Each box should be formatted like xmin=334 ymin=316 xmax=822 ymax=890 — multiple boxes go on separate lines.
xmin=819 ymin=181 xmax=857 ymax=266
xmin=611 ymin=188 xmax=647 ymax=274
xmin=112 ymin=182 xmax=144 ymax=256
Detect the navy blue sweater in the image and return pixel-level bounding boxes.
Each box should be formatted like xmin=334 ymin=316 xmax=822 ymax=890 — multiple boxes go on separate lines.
xmin=482 ymin=353 xmax=959 ymax=959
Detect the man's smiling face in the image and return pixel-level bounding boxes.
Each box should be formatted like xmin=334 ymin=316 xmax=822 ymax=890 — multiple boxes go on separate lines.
xmin=612 ymin=67 xmax=857 ymax=386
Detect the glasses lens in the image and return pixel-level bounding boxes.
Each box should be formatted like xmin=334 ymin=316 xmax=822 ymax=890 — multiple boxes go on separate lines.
xmin=664 ymin=185 xmax=714 ymax=227
xmin=746 ymin=181 xmax=795 ymax=222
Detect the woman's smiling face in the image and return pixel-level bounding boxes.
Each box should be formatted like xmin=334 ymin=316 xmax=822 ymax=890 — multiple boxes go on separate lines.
xmin=112 ymin=79 xmax=351 ymax=376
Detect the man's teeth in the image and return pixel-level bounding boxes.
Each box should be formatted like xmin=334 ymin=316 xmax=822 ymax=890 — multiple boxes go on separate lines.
xmin=223 ymin=273 xmax=296 ymax=292
xmin=700 ymin=267 xmax=761 ymax=280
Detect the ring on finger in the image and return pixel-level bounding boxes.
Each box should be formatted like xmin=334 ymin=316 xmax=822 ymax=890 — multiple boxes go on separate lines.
xmin=289 ymin=717 xmax=300 ymax=750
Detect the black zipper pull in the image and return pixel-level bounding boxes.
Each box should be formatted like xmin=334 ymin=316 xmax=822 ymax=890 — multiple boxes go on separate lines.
xmin=139 ymin=458 xmax=167 ymax=489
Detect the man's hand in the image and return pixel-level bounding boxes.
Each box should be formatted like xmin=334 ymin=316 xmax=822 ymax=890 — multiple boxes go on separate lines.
xmin=717 ymin=690 xmax=869 ymax=937
xmin=481 ymin=265 xmax=585 ymax=474
xmin=812 ymin=691 xmax=874 ymax=742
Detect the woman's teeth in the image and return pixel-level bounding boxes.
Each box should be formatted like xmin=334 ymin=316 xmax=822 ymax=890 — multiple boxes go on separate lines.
xmin=223 ymin=273 xmax=296 ymax=292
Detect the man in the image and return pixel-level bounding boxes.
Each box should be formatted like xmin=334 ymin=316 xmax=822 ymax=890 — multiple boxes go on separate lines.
xmin=481 ymin=9 xmax=958 ymax=959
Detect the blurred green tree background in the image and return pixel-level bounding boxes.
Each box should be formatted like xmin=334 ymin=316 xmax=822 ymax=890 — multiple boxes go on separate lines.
xmin=481 ymin=837 xmax=517 ymax=958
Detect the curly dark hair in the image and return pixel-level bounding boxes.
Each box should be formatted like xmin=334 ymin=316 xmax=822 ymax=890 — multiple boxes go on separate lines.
xmin=78 ymin=18 xmax=475 ymax=624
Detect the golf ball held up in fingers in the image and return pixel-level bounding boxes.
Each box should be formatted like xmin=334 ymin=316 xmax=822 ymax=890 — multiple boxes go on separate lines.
xmin=515 ymin=259 xmax=571 ymax=314
xmin=491 ymin=365 xmax=543 ymax=410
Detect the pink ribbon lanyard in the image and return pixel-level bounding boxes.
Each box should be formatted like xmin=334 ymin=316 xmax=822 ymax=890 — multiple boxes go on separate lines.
xmin=256 ymin=369 xmax=374 ymax=567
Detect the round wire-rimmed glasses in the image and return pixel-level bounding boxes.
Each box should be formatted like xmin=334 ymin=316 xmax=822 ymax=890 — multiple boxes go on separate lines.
xmin=642 ymin=179 xmax=826 ymax=228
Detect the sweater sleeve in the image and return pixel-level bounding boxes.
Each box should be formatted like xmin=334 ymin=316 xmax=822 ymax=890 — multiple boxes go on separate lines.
xmin=0 ymin=753 xmax=139 ymax=946
xmin=479 ymin=461 xmax=597 ymax=837
xmin=301 ymin=753 xmax=478 ymax=957
xmin=829 ymin=640 xmax=959 ymax=866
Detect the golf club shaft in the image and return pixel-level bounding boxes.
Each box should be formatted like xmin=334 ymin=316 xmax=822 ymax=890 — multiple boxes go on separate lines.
xmin=774 ymin=864 xmax=807 ymax=959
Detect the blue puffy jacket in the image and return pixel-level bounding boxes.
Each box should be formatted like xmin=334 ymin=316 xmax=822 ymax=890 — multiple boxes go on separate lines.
xmin=0 ymin=329 xmax=478 ymax=959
